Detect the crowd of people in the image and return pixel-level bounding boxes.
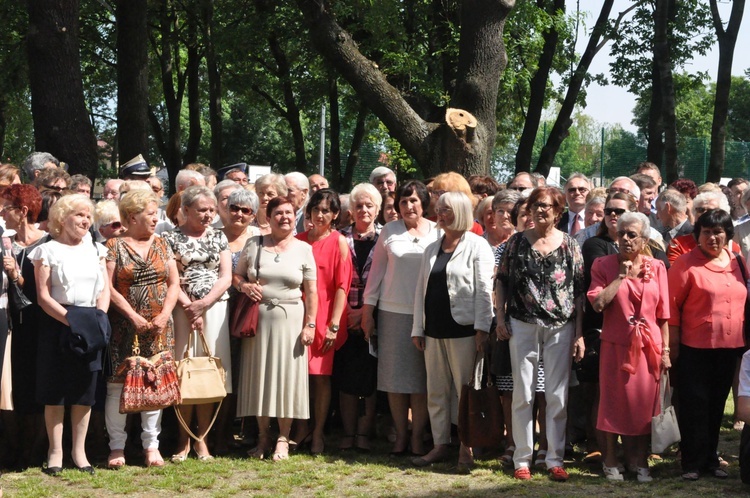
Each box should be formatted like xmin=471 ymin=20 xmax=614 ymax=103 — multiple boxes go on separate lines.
xmin=1 ymin=152 xmax=750 ymax=487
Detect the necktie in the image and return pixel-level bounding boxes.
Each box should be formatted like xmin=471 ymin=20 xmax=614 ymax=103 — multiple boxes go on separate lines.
xmin=570 ymin=215 xmax=582 ymax=236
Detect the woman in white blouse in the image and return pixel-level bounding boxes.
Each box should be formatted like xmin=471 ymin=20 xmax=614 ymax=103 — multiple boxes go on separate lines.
xmin=31 ymin=194 xmax=110 ymax=476
xmin=361 ymin=180 xmax=440 ymax=456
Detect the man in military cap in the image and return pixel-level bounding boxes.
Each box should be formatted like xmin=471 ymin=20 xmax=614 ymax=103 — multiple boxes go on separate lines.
xmin=119 ymin=154 xmax=152 ymax=180
xmin=217 ymin=163 xmax=249 ymax=185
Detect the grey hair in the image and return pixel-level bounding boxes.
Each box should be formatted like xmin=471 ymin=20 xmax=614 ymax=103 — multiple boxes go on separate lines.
xmin=214 ymin=179 xmax=242 ymax=199
xmin=565 ymin=173 xmax=591 ymax=189
xmin=284 ymin=171 xmax=309 ymax=191
xmin=227 ymin=188 xmax=259 ymax=214
xmin=693 ymin=190 xmax=730 ymax=214
xmin=22 ymin=151 xmax=59 ymax=178
xmin=70 ymin=174 xmax=92 ymax=189
xmin=657 ymin=189 xmax=687 ymax=213
xmin=493 ymin=189 xmax=523 ymax=209
xmin=369 ymin=166 xmax=396 ymax=184
xmin=586 ymin=196 xmax=606 ymax=208
xmin=175 ymin=169 xmax=205 ymax=190
xmin=617 ymin=211 xmax=650 ymax=237
xmin=437 ymin=192 xmax=473 ymax=232
xmin=609 ymin=176 xmax=641 ymax=200
xmin=181 ymin=185 xmax=216 ymax=208
xmin=349 ymin=183 xmax=383 ymax=211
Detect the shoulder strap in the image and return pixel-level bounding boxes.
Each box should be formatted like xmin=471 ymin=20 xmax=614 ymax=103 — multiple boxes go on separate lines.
xmin=734 ymin=252 xmax=748 ymax=281
xmin=255 ymin=235 xmax=263 ymax=280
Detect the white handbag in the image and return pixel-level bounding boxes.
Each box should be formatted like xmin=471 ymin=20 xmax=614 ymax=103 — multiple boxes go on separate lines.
xmin=652 ymin=373 xmax=681 ymax=453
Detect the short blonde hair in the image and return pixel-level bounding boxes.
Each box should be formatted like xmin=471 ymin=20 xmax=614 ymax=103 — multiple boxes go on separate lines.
xmin=349 ymin=183 xmax=382 ymax=212
xmin=255 ymin=173 xmax=288 ymax=198
xmin=119 ymin=179 xmax=151 ymax=198
xmin=94 ymin=200 xmax=121 ymax=232
xmin=119 ymin=190 xmax=159 ymax=224
xmin=437 ymin=192 xmax=474 ymax=231
xmin=48 ymin=193 xmax=95 ymax=238
xmin=475 ymin=195 xmax=494 ymax=228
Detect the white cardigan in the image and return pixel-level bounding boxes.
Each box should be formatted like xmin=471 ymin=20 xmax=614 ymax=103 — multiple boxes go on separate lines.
xmin=411 ymin=231 xmax=494 ymax=337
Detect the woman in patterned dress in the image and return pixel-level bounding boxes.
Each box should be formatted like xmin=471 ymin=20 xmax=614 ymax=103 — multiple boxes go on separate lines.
xmin=104 ymin=190 xmax=180 ymax=468
xmin=163 ymin=186 xmax=232 ymax=462
xmin=496 ymin=187 xmax=585 ymax=482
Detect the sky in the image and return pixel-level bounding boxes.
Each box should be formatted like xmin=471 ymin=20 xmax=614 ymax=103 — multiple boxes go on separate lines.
xmin=577 ymin=1 xmax=750 ymax=132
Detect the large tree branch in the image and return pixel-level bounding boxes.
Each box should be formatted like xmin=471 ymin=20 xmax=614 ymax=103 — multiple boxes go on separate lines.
xmin=295 ymin=0 xmax=432 ymax=165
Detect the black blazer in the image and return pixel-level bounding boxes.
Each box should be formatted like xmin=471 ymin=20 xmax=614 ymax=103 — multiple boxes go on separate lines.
xmin=557 ymin=211 xmax=583 ymax=234
xmin=663 ymin=220 xmax=693 ymax=245
xmin=60 ymin=306 xmax=111 ymax=372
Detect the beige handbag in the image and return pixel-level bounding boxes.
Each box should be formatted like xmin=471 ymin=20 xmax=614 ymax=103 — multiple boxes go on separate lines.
xmin=652 ymin=373 xmax=680 ymax=453
xmin=175 ymin=329 xmax=227 ymax=441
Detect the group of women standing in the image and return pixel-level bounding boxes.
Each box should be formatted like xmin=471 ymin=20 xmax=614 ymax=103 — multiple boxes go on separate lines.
xmin=0 ymin=171 xmax=746 ymax=485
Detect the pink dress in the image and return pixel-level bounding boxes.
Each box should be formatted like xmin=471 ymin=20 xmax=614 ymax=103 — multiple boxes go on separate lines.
xmin=297 ymin=231 xmax=353 ymax=375
xmin=587 ymin=255 xmax=669 ymax=435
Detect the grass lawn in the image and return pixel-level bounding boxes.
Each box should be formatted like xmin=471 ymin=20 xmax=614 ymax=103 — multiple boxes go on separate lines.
xmin=1 ymin=397 xmax=748 ymax=497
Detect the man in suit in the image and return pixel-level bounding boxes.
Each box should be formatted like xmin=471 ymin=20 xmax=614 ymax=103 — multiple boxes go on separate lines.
xmin=557 ymin=173 xmax=591 ymax=235
xmin=656 ymin=189 xmax=692 ymax=246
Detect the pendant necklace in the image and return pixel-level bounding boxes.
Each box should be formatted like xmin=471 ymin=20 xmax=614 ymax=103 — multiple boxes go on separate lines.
xmin=270 ymin=236 xmax=282 ymax=262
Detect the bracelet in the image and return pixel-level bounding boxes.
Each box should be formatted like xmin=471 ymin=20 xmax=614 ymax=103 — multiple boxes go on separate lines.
xmin=10 ymin=275 xmax=19 ymax=284
xmin=662 ymin=347 xmax=671 ymax=354
xmin=236 ymin=281 xmax=246 ymax=293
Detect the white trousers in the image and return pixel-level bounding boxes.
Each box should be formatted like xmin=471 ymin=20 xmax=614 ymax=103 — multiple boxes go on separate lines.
xmin=424 ymin=336 xmax=477 ymax=445
xmin=105 ymin=382 xmax=162 ymax=450
xmin=509 ymin=318 xmax=574 ymax=469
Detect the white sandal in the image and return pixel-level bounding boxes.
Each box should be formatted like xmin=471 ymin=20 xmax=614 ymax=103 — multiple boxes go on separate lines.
xmin=602 ymin=464 xmax=624 ymax=481
xmin=635 ymin=466 xmax=653 ymax=482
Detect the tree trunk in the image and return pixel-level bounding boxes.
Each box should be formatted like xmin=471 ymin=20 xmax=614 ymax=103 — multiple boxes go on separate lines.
xmin=515 ymin=0 xmax=565 ymax=173
xmin=115 ymin=0 xmax=149 ymax=164
xmin=295 ymin=0 xmax=513 ymax=178
xmin=653 ymin=0 xmax=679 ymax=183
xmin=328 ymin=74 xmax=341 ymax=189
xmin=0 ymin=96 xmax=6 ymax=159
xmin=202 ymin=0 xmax=223 ymax=168
xmin=342 ymin=106 xmax=369 ymax=192
xmin=706 ymin=0 xmax=745 ymax=182
xmin=646 ymin=62 xmax=665 ymax=166
xmin=184 ymin=11 xmax=201 ymax=165
xmin=535 ymin=0 xmax=614 ymax=177
xmin=27 ymin=0 xmax=98 ymax=178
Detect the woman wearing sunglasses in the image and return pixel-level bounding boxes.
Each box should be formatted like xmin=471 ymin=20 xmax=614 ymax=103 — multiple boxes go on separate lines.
xmin=588 ymin=212 xmax=670 ymax=482
xmin=218 ymin=188 xmax=259 ymax=453
xmin=94 ymin=200 xmax=126 ymax=242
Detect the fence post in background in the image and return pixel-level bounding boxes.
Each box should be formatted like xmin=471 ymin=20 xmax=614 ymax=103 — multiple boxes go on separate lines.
xmin=319 ymin=103 xmax=326 ymax=176
xmin=599 ymin=126 xmax=604 ymax=187
xmin=702 ymin=137 xmax=707 ymax=184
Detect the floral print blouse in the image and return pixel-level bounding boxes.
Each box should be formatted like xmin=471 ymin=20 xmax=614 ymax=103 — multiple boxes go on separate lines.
xmin=162 ymin=226 xmax=229 ymax=301
xmin=497 ymin=231 xmax=584 ymax=328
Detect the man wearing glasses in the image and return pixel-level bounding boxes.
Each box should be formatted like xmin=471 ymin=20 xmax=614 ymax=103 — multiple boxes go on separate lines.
xmin=369 ymin=166 xmax=397 ymax=195
xmin=506 ymin=172 xmax=535 ymax=192
xmin=557 ymin=173 xmax=590 ymax=236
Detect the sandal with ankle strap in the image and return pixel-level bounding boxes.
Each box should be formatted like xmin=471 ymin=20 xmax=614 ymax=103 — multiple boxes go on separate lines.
xmin=273 ymin=437 xmax=290 ymax=462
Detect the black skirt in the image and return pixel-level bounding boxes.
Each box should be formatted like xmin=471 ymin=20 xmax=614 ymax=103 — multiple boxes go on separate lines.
xmin=333 ymin=329 xmax=377 ymax=397
xmin=36 ymin=313 xmax=98 ymax=406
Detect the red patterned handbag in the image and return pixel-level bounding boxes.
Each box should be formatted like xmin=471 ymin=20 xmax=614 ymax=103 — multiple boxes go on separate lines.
xmin=117 ymin=334 xmax=181 ymax=414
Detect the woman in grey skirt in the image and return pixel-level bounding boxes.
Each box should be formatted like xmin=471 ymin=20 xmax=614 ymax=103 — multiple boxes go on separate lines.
xmin=362 ymin=180 xmax=440 ymax=456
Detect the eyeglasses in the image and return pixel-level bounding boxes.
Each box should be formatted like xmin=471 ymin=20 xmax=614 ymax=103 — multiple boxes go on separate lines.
xmin=604 ymin=207 xmax=626 ymax=216
xmin=567 ymin=187 xmax=589 ymax=194
xmin=429 ymin=189 xmax=446 ymax=197
xmin=43 ymin=184 xmax=65 ymax=192
xmin=617 ymin=230 xmax=640 ymax=240
xmin=151 ymin=186 xmax=163 ymax=194
xmin=103 ymin=221 xmax=123 ymax=230
xmin=607 ymin=187 xmax=631 ymax=196
xmin=2 ymin=205 xmax=21 ymax=213
xmin=435 ymin=207 xmax=453 ymax=215
xmin=229 ymin=204 xmax=253 ymax=215
xmin=694 ymin=207 xmax=709 ymax=215
xmin=532 ymin=202 xmax=553 ymax=211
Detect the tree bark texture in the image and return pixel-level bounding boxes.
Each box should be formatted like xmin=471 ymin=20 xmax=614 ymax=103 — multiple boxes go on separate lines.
xmin=116 ymin=0 xmax=150 ymax=164
xmin=328 ymin=74 xmax=341 ymax=189
xmin=535 ymin=0 xmax=614 ymax=177
xmin=184 ymin=12 xmax=202 ymax=165
xmin=296 ymin=0 xmax=513 ymax=178
xmin=653 ymin=0 xmax=679 ymax=183
xmin=202 ymin=0 xmax=223 ymax=168
xmin=646 ymin=62 xmax=665 ymax=166
xmin=706 ymin=0 xmax=745 ymax=182
xmin=27 ymin=0 xmax=98 ymax=178
xmin=343 ymin=106 xmax=369 ymax=192
xmin=515 ymin=0 xmax=565 ymax=173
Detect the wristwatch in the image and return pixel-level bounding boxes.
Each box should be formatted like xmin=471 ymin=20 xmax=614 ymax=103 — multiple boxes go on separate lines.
xmin=306 ymin=323 xmax=316 ymax=329
xmin=330 ymin=324 xmax=340 ymax=333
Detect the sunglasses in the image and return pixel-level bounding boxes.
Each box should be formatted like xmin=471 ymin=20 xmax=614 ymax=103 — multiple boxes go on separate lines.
xmin=694 ymin=206 xmax=709 ymax=215
xmin=617 ymin=230 xmax=640 ymax=240
xmin=44 ymin=184 xmax=65 ymax=192
xmin=229 ymin=204 xmax=253 ymax=215
xmin=604 ymin=207 xmax=626 ymax=216
xmin=103 ymin=221 xmax=123 ymax=230
xmin=508 ymin=186 xmax=529 ymax=192
xmin=567 ymin=187 xmax=589 ymax=194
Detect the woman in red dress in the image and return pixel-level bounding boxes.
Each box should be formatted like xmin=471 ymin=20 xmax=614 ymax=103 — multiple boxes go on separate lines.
xmin=588 ymin=212 xmax=670 ymax=482
xmin=296 ymin=189 xmax=352 ymax=454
